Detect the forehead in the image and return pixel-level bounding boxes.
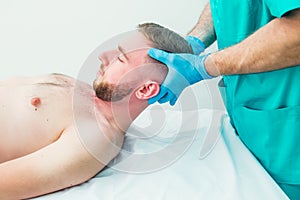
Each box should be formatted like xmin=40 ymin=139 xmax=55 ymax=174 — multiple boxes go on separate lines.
xmin=97 ymin=30 xmax=152 ymax=56
xmin=119 ymin=31 xmax=152 ymax=52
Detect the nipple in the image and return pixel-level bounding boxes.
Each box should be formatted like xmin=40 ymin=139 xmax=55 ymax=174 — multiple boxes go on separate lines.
xmin=31 ymin=97 xmax=41 ymax=109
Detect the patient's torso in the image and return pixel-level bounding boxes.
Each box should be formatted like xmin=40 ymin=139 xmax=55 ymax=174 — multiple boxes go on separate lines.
xmin=0 ymin=74 xmax=98 ymax=163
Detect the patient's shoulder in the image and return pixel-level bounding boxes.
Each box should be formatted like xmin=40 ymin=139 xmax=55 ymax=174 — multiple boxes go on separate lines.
xmin=35 ymin=73 xmax=75 ymax=86
xmin=64 ymin=119 xmax=124 ymax=164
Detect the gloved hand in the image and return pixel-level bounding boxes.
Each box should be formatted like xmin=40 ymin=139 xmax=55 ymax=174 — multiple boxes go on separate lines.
xmin=185 ymin=35 xmax=206 ymax=55
xmin=148 ymin=48 xmax=213 ymax=105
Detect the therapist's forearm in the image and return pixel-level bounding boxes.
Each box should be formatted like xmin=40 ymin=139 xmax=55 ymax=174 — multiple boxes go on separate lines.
xmin=205 ymin=8 xmax=300 ymax=76
xmin=188 ymin=2 xmax=216 ymax=47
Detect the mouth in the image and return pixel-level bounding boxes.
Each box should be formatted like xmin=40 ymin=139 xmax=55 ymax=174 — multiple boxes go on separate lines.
xmin=96 ymin=70 xmax=103 ymax=78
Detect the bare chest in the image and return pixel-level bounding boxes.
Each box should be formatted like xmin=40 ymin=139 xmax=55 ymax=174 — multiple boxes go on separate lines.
xmin=0 ymin=75 xmax=76 ymax=161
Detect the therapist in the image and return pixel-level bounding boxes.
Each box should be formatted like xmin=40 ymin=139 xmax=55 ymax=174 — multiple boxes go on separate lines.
xmin=148 ymin=1 xmax=300 ymax=199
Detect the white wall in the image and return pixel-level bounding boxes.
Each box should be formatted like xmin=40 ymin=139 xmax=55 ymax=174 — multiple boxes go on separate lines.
xmin=0 ymin=0 xmax=224 ymax=110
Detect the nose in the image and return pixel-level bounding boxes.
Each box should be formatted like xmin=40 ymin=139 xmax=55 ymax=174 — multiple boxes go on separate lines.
xmin=98 ymin=49 xmax=119 ymax=67
xmin=99 ymin=63 xmax=105 ymax=76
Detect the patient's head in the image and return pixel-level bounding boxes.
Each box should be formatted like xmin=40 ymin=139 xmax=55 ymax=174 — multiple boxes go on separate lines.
xmin=93 ymin=22 xmax=193 ymax=102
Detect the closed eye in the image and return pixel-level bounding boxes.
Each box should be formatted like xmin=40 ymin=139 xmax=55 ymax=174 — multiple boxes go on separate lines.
xmin=117 ymin=45 xmax=129 ymax=62
xmin=117 ymin=55 xmax=125 ymax=63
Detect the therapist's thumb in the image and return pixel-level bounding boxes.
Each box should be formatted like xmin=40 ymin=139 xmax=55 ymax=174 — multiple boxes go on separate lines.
xmin=148 ymin=48 xmax=170 ymax=65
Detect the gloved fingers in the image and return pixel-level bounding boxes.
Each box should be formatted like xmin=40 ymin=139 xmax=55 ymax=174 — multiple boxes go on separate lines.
xmin=148 ymin=86 xmax=177 ymax=105
xmin=147 ymin=86 xmax=169 ymax=105
xmin=158 ymin=90 xmax=175 ymax=104
xmin=169 ymin=96 xmax=178 ymax=106
xmin=185 ymin=36 xmax=205 ymax=55
xmin=148 ymin=48 xmax=172 ymax=65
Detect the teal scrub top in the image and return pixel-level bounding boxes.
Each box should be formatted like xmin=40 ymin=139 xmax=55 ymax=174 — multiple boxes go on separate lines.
xmin=210 ymin=0 xmax=300 ymax=185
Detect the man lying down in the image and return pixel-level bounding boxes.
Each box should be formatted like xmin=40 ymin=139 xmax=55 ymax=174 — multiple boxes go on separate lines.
xmin=0 ymin=23 xmax=193 ymax=199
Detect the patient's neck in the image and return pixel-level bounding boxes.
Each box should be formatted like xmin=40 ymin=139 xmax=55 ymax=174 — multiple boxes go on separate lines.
xmin=94 ymin=96 xmax=148 ymax=133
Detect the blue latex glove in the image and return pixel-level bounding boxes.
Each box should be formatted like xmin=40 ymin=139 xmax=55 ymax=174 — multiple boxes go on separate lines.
xmin=185 ymin=35 xmax=206 ymax=55
xmin=148 ymin=48 xmax=213 ymax=105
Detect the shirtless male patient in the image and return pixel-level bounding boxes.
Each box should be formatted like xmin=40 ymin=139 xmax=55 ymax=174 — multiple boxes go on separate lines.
xmin=0 ymin=23 xmax=193 ymax=199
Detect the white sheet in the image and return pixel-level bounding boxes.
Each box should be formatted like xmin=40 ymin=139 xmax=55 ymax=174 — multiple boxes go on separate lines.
xmin=32 ymin=108 xmax=288 ymax=200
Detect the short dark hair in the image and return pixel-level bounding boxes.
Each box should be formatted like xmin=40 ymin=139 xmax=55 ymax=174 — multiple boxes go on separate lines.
xmin=137 ymin=22 xmax=193 ymax=54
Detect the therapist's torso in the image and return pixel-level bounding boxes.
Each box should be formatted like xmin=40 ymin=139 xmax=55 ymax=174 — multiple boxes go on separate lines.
xmin=210 ymin=0 xmax=300 ymax=185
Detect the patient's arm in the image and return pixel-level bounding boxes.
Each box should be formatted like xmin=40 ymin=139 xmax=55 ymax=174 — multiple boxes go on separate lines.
xmin=0 ymin=125 xmax=120 ymax=199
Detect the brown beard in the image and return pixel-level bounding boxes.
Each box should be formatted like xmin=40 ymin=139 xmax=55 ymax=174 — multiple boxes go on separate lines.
xmin=93 ymin=81 xmax=133 ymax=102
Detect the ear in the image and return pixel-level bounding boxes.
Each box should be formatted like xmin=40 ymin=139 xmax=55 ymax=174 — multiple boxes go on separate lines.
xmin=135 ymin=81 xmax=160 ymax=100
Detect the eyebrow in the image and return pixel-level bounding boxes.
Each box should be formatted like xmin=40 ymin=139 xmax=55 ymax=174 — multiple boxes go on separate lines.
xmin=117 ymin=45 xmax=129 ymax=60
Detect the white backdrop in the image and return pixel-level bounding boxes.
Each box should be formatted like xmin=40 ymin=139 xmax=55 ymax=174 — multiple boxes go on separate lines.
xmin=0 ymin=0 xmax=224 ymax=110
